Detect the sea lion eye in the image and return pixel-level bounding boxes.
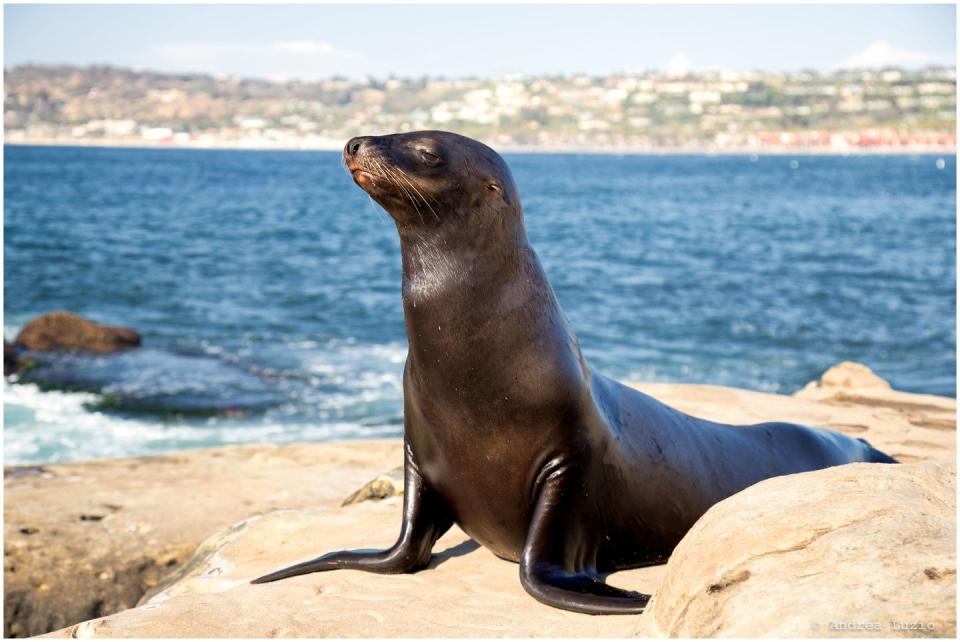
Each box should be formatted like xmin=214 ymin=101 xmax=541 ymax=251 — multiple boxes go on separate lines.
xmin=488 ymin=183 xmax=502 ymax=194
xmin=417 ymin=148 xmax=440 ymax=163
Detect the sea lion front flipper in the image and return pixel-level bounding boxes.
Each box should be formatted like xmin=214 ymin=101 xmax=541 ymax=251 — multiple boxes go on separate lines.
xmin=251 ymin=445 xmax=452 ymax=584
xmin=518 ymin=463 xmax=650 ymax=615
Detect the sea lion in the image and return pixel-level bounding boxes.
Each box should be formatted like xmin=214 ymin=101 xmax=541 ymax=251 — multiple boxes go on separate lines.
xmin=252 ymin=131 xmax=897 ymax=614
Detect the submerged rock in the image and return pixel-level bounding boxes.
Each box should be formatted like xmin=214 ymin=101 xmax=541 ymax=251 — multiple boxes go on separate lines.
xmin=15 ymin=311 xmax=140 ymax=354
xmin=15 ymin=347 xmax=278 ymax=417
xmin=641 ymin=461 xmax=956 ymax=638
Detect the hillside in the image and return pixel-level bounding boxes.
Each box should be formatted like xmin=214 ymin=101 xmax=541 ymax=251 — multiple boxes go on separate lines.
xmin=4 ymin=64 xmax=956 ymax=151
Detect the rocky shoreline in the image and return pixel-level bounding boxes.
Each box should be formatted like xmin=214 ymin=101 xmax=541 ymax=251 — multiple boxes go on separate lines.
xmin=4 ymin=363 xmax=956 ymax=638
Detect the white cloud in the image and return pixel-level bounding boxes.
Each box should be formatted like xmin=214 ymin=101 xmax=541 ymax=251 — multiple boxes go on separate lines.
xmin=155 ymin=42 xmax=241 ymax=58
xmin=158 ymin=40 xmax=356 ymax=59
xmin=840 ymin=40 xmax=937 ymax=69
xmin=153 ymin=39 xmax=361 ymax=79
xmin=271 ymin=40 xmax=349 ymax=56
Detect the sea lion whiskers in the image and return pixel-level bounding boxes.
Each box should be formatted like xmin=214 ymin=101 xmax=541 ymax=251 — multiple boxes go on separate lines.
xmin=385 ymin=162 xmax=439 ymax=224
xmin=376 ymin=159 xmax=427 ymax=226
xmin=394 ymin=169 xmax=438 ymax=222
xmin=379 ymin=163 xmax=418 ymax=210
xmin=342 ymin=155 xmax=390 ymax=222
xmin=366 ymin=193 xmax=390 ymax=223
xmin=390 ymin=165 xmax=441 ymax=222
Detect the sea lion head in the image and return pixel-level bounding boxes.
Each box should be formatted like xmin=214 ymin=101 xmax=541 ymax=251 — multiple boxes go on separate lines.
xmin=343 ymin=131 xmax=520 ymax=228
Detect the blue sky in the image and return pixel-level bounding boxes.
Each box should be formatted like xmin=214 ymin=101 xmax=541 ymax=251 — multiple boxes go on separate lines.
xmin=4 ymin=4 xmax=956 ymax=80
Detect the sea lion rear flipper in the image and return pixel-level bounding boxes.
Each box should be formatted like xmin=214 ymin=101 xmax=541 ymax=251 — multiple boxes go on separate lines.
xmin=518 ymin=462 xmax=650 ymax=615
xmin=251 ymin=448 xmax=452 ymax=584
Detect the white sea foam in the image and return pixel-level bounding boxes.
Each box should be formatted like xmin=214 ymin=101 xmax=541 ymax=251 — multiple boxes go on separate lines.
xmin=4 ymin=379 xmax=398 ymax=464
xmin=4 ymin=322 xmax=24 ymax=341
xmin=4 ymin=381 xmax=164 ymax=463
xmin=3 ymin=339 xmax=410 ymax=465
xmin=300 ymin=341 xmax=406 ymax=392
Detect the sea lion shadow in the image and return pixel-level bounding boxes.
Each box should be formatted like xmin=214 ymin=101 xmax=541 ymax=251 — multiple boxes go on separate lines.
xmin=428 ymin=538 xmax=481 ymax=568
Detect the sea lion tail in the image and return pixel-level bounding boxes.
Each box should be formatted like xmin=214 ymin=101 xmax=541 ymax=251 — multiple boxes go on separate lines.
xmin=857 ymin=438 xmax=899 ymax=464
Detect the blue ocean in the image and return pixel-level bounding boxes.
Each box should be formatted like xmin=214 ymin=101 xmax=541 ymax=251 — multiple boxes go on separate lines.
xmin=4 ymin=145 xmax=956 ymax=464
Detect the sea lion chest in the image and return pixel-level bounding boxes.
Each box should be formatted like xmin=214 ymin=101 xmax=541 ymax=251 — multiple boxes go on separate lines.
xmin=404 ymin=385 xmax=574 ymax=562
xmin=399 ymin=255 xmax=592 ymax=560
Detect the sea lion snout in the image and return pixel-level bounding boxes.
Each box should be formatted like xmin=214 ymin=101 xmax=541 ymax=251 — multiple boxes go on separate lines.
xmin=344 ymin=136 xmax=381 ymax=189
xmin=344 ymin=136 xmax=373 ymax=160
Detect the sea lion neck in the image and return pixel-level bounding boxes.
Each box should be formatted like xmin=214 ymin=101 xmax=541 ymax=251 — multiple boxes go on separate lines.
xmin=397 ymin=219 xmax=556 ymax=365
xmin=396 ymin=213 xmax=528 ymax=305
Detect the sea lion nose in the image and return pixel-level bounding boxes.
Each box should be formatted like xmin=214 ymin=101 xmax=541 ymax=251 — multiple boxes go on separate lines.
xmin=345 ymin=136 xmax=370 ymax=159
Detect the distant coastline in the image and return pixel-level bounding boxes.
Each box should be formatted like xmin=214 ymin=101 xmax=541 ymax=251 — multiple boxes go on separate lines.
xmin=6 ymin=64 xmax=955 ymax=158
xmin=5 ymin=136 xmax=955 ymax=156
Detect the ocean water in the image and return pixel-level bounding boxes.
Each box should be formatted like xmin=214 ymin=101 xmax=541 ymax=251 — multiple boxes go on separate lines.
xmin=4 ymin=145 xmax=956 ymax=464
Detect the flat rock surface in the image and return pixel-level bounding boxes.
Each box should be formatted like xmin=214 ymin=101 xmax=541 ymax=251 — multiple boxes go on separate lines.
xmin=4 ymin=441 xmax=402 ymax=637
xmin=7 ymin=374 xmax=956 ymax=637
xmin=42 ymin=502 xmax=666 ymax=638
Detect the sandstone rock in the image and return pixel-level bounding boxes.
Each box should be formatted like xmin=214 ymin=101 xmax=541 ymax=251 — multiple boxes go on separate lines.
xmin=796 ymin=361 xmax=892 ymax=397
xmin=641 ymin=461 xmax=956 ymax=638
xmin=818 ymin=361 xmax=892 ymax=389
xmin=341 ymin=465 xmax=404 ymax=506
xmin=14 ymin=311 xmax=141 ymax=354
